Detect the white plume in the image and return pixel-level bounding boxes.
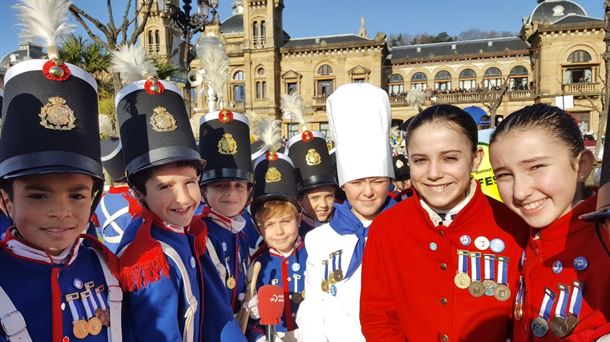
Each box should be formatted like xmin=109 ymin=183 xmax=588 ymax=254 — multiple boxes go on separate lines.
xmin=190 ymin=113 xmax=205 ymax=140
xmin=280 ymin=93 xmax=306 ymax=127
xmin=255 ymin=116 xmax=281 ymax=153
xmin=198 ymin=42 xmax=229 ymax=105
xmin=15 ymin=0 xmax=76 ymax=59
xmin=99 ymin=114 xmax=118 ymax=139
xmin=111 ymin=44 xmax=157 ymax=85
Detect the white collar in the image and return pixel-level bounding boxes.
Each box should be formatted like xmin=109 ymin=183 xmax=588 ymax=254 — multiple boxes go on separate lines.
xmin=4 ymin=228 xmax=81 ymax=265
xmin=420 ymin=180 xmax=476 ymax=227
xmin=207 ymin=208 xmax=247 ymax=233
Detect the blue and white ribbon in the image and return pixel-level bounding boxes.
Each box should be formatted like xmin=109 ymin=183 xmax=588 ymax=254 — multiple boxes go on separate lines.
xmin=470 ymin=252 xmax=482 ymax=281
xmin=483 ymin=254 xmax=496 ymax=281
xmin=497 ymin=256 xmax=509 ymax=285
xmin=555 ymin=284 xmax=569 ymax=318
xmin=538 ymin=288 xmax=556 ymax=320
xmin=568 ymin=281 xmax=584 ymax=317
xmin=458 ymin=250 xmax=469 ymax=273
xmin=95 ymin=285 xmax=107 ymax=310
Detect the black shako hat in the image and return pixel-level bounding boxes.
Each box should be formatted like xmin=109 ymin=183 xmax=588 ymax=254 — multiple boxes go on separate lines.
xmin=393 ymin=154 xmax=410 ymax=181
xmin=286 ymin=130 xmax=337 ymax=194
xmin=251 ymin=152 xmax=300 ymax=216
xmin=101 ymin=136 xmax=126 ymax=182
xmin=116 ymin=80 xmax=201 ymax=177
xmin=199 ymin=110 xmax=253 ymax=184
xmin=0 ymin=60 xmax=103 ymax=179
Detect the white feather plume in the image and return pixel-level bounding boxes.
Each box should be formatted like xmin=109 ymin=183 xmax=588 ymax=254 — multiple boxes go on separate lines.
xmin=197 ymin=43 xmax=229 ymax=105
xmin=246 ymin=111 xmax=261 ymax=138
xmin=15 ymin=0 xmax=76 ymax=59
xmin=255 ymin=116 xmax=281 ymax=153
xmin=111 ymin=44 xmax=157 ymax=85
xmin=99 ymin=114 xmax=118 ymax=139
xmin=406 ymin=89 xmax=427 ymax=109
xmin=390 ymin=126 xmax=405 ymax=155
xmin=280 ymin=93 xmax=306 ymax=127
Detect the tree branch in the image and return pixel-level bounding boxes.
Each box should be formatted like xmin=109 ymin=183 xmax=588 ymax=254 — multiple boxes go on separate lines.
xmin=107 ymin=0 xmax=117 ymax=39
xmin=119 ymin=0 xmax=133 ymax=44
xmin=69 ymin=4 xmax=111 ymax=39
xmin=69 ymin=11 xmax=110 ymax=51
xmin=128 ymin=0 xmax=154 ymax=45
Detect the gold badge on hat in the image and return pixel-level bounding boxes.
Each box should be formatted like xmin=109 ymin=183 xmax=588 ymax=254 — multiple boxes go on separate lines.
xmin=306 ymin=148 xmax=322 ymax=166
xmin=150 ymin=106 xmax=177 ymax=132
xmin=218 ymin=133 xmax=238 ymax=155
xmin=39 ymin=96 xmax=76 ymax=130
xmin=265 ymin=167 xmax=282 ymax=183
xmin=396 ymin=159 xmax=404 ymax=168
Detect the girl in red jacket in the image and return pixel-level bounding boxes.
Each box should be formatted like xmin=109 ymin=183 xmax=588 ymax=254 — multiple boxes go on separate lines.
xmin=489 ymin=104 xmax=610 ymax=341
xmin=361 ymin=104 xmax=528 ymax=341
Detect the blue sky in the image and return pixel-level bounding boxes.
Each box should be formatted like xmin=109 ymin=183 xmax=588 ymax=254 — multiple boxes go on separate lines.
xmin=0 ymin=0 xmax=604 ymax=59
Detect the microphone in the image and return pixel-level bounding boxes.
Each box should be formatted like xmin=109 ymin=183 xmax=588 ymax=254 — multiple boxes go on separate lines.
xmin=257 ymin=285 xmax=284 ymax=342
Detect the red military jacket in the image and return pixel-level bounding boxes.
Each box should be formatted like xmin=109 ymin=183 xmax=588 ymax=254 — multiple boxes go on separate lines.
xmin=361 ymin=184 xmax=529 ymax=342
xmin=514 ymin=195 xmax=610 ymax=342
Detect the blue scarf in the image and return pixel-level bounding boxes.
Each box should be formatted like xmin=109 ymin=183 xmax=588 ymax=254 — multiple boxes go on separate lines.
xmin=329 ymin=197 xmax=396 ymax=279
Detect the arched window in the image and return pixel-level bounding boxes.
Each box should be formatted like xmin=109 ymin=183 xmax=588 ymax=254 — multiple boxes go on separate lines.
xmin=256 ymin=81 xmax=266 ymax=99
xmin=458 ymin=69 xmax=477 ymax=90
xmin=567 ymin=50 xmax=592 ymax=63
xmin=233 ymin=71 xmax=245 ymax=81
xmin=318 ymin=64 xmax=333 ymax=76
xmin=410 ymin=72 xmax=428 ymax=90
xmin=256 ymin=67 xmax=265 ymax=77
xmin=484 ymin=67 xmax=502 ymax=89
xmin=434 ymin=70 xmax=452 ymax=91
xmin=261 ymin=20 xmax=266 ymax=46
xmin=232 ymin=71 xmax=245 ymax=102
xmin=509 ymin=66 xmax=528 ymax=90
xmin=388 ymin=74 xmax=404 ymax=96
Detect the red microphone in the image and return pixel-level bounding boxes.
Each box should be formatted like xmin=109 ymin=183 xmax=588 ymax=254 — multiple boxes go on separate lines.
xmin=257 ymin=285 xmax=284 ymax=342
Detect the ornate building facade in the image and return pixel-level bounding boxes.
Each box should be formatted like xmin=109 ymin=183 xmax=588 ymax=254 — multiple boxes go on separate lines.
xmin=143 ymin=0 xmax=605 ymax=137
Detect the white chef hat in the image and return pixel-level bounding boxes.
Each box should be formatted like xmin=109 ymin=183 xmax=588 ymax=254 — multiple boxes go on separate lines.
xmin=326 ymin=83 xmax=394 ymax=187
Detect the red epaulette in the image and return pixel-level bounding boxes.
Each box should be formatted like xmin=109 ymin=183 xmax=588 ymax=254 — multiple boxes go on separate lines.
xmin=188 ymin=214 xmax=208 ymax=259
xmin=117 ymin=214 xmax=170 ymax=292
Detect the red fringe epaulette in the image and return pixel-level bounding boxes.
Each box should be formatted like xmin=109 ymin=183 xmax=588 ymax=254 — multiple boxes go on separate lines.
xmin=189 ymin=214 xmax=208 ymax=259
xmin=117 ymin=212 xmax=170 ymax=292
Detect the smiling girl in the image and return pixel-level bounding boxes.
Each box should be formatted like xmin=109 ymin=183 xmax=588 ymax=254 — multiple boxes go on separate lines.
xmin=489 ymin=103 xmax=610 ymax=341
xmin=361 ymin=104 xmax=528 ymax=341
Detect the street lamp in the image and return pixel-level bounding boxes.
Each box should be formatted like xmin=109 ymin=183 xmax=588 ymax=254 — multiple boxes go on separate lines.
xmin=158 ymin=0 xmax=219 ymax=114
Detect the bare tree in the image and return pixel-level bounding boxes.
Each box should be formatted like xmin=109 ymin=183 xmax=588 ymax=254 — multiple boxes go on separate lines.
xmin=69 ymin=0 xmax=154 ymax=91
xmin=481 ymin=76 xmax=510 ymax=128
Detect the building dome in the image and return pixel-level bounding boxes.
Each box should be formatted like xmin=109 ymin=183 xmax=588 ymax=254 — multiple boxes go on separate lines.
xmin=527 ymin=0 xmax=587 ymax=24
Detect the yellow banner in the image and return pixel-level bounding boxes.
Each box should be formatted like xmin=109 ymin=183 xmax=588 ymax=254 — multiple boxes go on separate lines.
xmin=472 ymin=129 xmax=501 ymax=202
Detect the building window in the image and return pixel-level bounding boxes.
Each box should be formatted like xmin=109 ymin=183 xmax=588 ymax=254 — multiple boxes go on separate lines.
xmin=353 ymin=78 xmax=365 ymax=83
xmin=388 ymin=74 xmax=404 ymax=96
xmin=316 ymin=80 xmax=334 ymax=97
xmin=483 ymin=67 xmax=502 ymax=89
xmin=154 ymin=30 xmax=160 ymax=53
xmin=287 ymin=82 xmax=297 ymax=94
xmin=458 ymin=69 xmax=477 ymax=90
xmin=568 ymin=50 xmax=592 ymax=63
xmin=261 ymin=20 xmax=266 ymax=46
xmin=319 ymin=122 xmax=330 ymax=137
xmin=509 ymin=66 xmax=528 ymax=90
xmin=434 ymin=70 xmax=452 ymax=91
xmin=256 ymin=81 xmax=266 ymax=99
xmin=252 ymin=20 xmax=265 ymax=47
xmin=257 ymin=67 xmax=265 ymax=77
xmin=232 ymin=70 xmax=246 ymax=102
xmin=565 ymin=50 xmax=594 ymax=84
xmin=410 ymin=72 xmax=428 ymax=90
xmin=286 ymin=123 xmax=299 ymax=139
xmin=318 ymin=64 xmax=333 ymax=76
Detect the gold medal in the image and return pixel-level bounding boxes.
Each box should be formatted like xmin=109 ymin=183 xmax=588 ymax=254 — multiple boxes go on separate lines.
xmin=73 ymin=319 xmax=89 ymax=339
xmin=328 ymin=272 xmax=336 ymax=285
xmin=514 ymin=302 xmax=523 ymax=321
xmin=88 ymin=317 xmax=103 ymax=336
xmin=550 ymin=317 xmax=570 ymax=338
xmin=494 ymin=284 xmax=511 ymax=301
xmin=226 ymin=276 xmax=236 ymax=289
xmin=468 ymin=281 xmax=484 ymax=297
xmin=321 ymin=280 xmax=329 ymax=292
xmin=454 ymin=272 xmax=471 ymax=289
xmin=483 ymin=279 xmax=498 ymax=296
xmin=95 ymin=307 xmax=111 ymax=327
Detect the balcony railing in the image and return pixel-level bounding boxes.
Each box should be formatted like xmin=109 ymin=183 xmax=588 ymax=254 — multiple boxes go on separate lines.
xmin=563 ymin=83 xmax=600 ymax=95
xmin=312 ymin=95 xmax=329 ymax=107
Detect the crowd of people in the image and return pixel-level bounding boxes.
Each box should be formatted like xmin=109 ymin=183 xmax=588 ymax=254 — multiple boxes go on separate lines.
xmin=0 ymin=1 xmax=609 ymax=342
